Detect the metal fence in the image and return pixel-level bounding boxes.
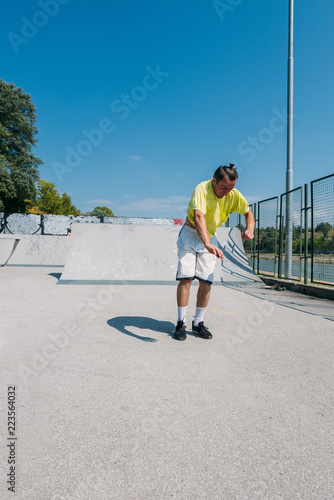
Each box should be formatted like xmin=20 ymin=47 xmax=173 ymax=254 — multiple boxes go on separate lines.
xmin=258 ymin=196 xmax=279 ymax=277
xmin=311 ymin=174 xmax=334 ymax=285
xmin=225 ymin=172 xmax=334 ymax=286
xmin=278 ymin=187 xmax=303 ymax=280
xmin=225 ymin=212 xmax=241 ymax=229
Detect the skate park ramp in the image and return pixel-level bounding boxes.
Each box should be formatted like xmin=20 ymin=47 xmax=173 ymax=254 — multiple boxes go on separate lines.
xmin=0 ymin=233 xmax=71 ymax=267
xmin=58 ymin=224 xmax=261 ymax=284
xmin=0 ymin=236 xmax=20 ymax=267
xmin=215 ymin=227 xmax=261 ymax=283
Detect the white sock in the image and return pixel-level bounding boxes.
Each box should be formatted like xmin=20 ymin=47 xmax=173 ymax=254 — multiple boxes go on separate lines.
xmin=193 ymin=307 xmax=206 ymax=327
xmin=177 ymin=307 xmax=187 ymax=325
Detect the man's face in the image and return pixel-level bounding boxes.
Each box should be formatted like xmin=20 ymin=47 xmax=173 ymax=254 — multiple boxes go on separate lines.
xmin=212 ymin=175 xmax=237 ymax=198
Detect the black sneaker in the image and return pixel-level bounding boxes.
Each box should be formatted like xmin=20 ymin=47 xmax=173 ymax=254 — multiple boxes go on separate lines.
xmin=192 ymin=321 xmax=212 ymax=339
xmin=174 ymin=321 xmax=187 ymax=341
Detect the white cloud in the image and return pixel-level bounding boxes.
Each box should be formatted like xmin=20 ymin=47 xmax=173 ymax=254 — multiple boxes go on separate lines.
xmin=244 ymin=195 xmax=262 ymax=203
xmin=122 ymin=194 xmax=136 ymax=199
xmin=84 ymin=199 xmax=114 ymax=205
xmin=130 ymin=155 xmax=142 ymax=161
xmin=114 ymin=196 xmax=189 ymax=217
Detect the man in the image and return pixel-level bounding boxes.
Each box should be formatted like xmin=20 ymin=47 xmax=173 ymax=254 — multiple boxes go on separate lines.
xmin=175 ymin=163 xmax=254 ymax=341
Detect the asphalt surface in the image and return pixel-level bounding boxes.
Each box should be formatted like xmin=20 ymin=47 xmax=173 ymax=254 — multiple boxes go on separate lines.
xmin=1 ymin=265 xmax=334 ymax=499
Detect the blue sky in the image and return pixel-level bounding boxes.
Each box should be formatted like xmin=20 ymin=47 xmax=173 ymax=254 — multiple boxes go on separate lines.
xmin=1 ymin=0 xmax=334 ymax=219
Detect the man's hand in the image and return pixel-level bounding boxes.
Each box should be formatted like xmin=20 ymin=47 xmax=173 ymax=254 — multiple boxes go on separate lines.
xmin=192 ymin=210 xmax=224 ymax=259
xmin=206 ymin=243 xmax=224 ymax=260
xmin=242 ymin=211 xmax=255 ymax=241
xmin=241 ymin=229 xmax=254 ymax=241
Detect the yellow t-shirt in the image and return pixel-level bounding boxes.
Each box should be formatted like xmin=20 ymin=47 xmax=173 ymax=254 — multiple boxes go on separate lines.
xmin=187 ymin=179 xmax=250 ymax=238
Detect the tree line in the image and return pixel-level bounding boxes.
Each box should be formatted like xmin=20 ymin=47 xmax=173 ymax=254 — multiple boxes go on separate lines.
xmin=242 ymin=224 xmax=334 ymax=255
xmin=0 ymin=79 xmax=114 ymax=218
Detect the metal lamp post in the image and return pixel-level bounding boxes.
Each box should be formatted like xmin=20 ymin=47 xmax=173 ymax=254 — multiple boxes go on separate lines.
xmin=285 ymin=0 xmax=294 ymax=279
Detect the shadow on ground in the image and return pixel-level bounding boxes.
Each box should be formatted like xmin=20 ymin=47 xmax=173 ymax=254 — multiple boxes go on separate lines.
xmin=107 ymin=316 xmax=175 ymax=342
xmin=49 ymin=272 xmax=62 ymax=280
xmin=224 ymin=283 xmax=334 ymax=322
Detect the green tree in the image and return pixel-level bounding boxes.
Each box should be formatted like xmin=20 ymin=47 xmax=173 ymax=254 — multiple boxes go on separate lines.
xmin=90 ymin=206 xmax=114 ymax=217
xmin=0 ymin=123 xmax=14 ymax=211
xmin=35 ymin=179 xmax=62 ymax=214
xmin=30 ymin=179 xmax=81 ymax=215
xmin=0 ymin=122 xmax=11 ymax=157
xmin=0 ymin=79 xmax=42 ymax=212
xmin=258 ymin=226 xmax=277 ymax=253
xmin=313 ymin=234 xmax=326 ymax=253
xmin=60 ymin=193 xmax=81 ymax=216
xmin=315 ymin=222 xmax=332 ymax=238
xmin=293 ymin=225 xmax=301 ymax=240
xmin=0 ymin=157 xmax=15 ymax=212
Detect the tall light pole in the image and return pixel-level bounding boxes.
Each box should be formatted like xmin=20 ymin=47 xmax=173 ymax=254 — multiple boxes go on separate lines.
xmin=285 ymin=0 xmax=294 ymax=279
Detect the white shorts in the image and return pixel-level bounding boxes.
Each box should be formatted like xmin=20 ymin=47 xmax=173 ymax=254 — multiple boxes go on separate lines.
xmin=176 ymin=225 xmax=218 ymax=284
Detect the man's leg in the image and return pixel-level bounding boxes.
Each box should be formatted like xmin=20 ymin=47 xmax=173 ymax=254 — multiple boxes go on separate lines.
xmin=192 ymin=281 xmax=213 ymax=339
xmin=174 ymin=279 xmax=192 ymax=340
xmin=196 ymin=281 xmax=211 ymax=308
xmin=177 ymin=279 xmax=192 ymax=307
xmin=193 ymin=281 xmax=211 ymax=327
xmin=175 ymin=226 xmax=196 ymax=341
xmin=177 ymin=279 xmax=192 ymax=324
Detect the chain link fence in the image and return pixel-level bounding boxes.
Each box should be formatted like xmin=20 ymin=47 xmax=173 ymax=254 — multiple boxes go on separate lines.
xmin=278 ymin=187 xmax=303 ymax=280
xmin=243 ymin=173 xmax=333 ymax=286
xmin=257 ymin=197 xmax=279 ymax=277
xmin=241 ymin=204 xmax=255 ymax=270
xmin=225 ymin=212 xmax=241 ymax=229
xmin=311 ymin=174 xmax=334 ymax=285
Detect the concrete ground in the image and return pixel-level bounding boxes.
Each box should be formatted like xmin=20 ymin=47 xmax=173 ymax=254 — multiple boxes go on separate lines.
xmin=1 ymin=266 xmax=334 ymax=499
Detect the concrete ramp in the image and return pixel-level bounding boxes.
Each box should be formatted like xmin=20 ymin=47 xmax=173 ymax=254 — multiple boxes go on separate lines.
xmin=58 ymin=224 xmax=179 ymax=283
xmin=58 ymin=224 xmax=260 ymax=284
xmin=215 ymin=227 xmax=262 ymax=283
xmin=0 ymin=237 xmax=20 ymax=267
xmin=0 ymin=234 xmax=71 ymax=267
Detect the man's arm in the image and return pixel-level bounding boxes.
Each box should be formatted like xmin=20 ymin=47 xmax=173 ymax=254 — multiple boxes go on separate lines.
xmin=242 ymin=210 xmax=255 ymax=241
xmin=193 ymin=210 xmax=224 ymax=260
